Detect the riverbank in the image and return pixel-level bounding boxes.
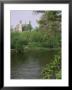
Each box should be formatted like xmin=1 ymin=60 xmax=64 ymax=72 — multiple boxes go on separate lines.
xmin=11 ymin=47 xmax=61 ymax=54
xmin=11 ymin=47 xmax=61 ymax=51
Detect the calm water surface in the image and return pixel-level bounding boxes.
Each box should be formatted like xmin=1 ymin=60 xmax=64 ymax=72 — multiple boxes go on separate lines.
xmin=11 ymin=49 xmax=59 ymax=79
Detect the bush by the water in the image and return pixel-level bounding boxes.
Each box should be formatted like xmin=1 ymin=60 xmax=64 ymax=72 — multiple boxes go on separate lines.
xmin=41 ymin=52 xmax=61 ymax=79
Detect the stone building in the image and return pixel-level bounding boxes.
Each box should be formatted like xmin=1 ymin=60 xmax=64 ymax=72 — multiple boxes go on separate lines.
xmin=15 ymin=20 xmax=22 ymax=32
xmin=11 ymin=20 xmax=32 ymax=32
xmin=18 ymin=20 xmax=22 ymax=32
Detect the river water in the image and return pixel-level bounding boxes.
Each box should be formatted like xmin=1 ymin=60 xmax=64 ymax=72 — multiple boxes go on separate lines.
xmin=11 ymin=49 xmax=59 ymax=79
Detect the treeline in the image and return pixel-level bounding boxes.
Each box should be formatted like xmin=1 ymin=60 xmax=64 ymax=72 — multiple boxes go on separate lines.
xmin=11 ymin=11 xmax=61 ymax=51
xmin=11 ymin=31 xmax=61 ymax=50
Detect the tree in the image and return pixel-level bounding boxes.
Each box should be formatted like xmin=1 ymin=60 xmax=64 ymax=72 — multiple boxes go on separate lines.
xmin=34 ymin=11 xmax=61 ymax=48
xmin=37 ymin=11 xmax=61 ymax=32
xmin=22 ymin=21 xmax=32 ymax=31
xmin=27 ymin=21 xmax=32 ymax=31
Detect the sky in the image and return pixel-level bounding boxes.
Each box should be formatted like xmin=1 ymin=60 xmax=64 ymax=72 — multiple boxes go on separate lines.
xmin=10 ymin=10 xmax=42 ymax=28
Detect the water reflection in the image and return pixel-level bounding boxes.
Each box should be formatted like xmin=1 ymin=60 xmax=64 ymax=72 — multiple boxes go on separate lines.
xmin=11 ymin=49 xmax=58 ymax=79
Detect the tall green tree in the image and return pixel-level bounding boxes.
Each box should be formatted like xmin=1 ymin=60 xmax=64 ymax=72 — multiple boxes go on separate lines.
xmin=22 ymin=21 xmax=32 ymax=31
xmin=27 ymin=21 xmax=32 ymax=31
xmin=34 ymin=11 xmax=61 ymax=47
xmin=37 ymin=11 xmax=61 ymax=32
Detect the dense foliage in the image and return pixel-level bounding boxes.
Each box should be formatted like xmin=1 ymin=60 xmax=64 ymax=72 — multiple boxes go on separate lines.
xmin=36 ymin=11 xmax=61 ymax=32
xmin=11 ymin=30 xmax=61 ymax=50
xmin=41 ymin=52 xmax=61 ymax=79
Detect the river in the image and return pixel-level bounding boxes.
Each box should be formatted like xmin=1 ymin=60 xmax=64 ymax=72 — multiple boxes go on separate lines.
xmin=11 ymin=49 xmax=59 ymax=79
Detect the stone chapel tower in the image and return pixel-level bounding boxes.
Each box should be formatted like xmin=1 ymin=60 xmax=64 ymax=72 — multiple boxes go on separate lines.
xmin=18 ymin=20 xmax=22 ymax=32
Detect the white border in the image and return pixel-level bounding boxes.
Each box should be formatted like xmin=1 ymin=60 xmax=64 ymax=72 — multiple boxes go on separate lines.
xmin=4 ymin=4 xmax=69 ymax=87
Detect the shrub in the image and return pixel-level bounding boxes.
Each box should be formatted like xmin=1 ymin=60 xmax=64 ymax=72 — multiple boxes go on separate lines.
xmin=41 ymin=52 xmax=61 ymax=79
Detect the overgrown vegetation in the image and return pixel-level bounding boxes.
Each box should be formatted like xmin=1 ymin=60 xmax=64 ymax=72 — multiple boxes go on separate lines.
xmin=41 ymin=52 xmax=61 ymax=79
xmin=11 ymin=30 xmax=61 ymax=50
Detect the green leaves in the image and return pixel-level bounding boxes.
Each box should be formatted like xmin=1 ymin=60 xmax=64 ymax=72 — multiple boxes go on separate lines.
xmin=38 ymin=11 xmax=61 ymax=33
xmin=41 ymin=53 xmax=61 ymax=79
xmin=11 ymin=30 xmax=61 ymax=50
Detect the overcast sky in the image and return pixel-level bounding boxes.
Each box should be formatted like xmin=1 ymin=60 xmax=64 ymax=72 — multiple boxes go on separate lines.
xmin=10 ymin=10 xmax=42 ymax=28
